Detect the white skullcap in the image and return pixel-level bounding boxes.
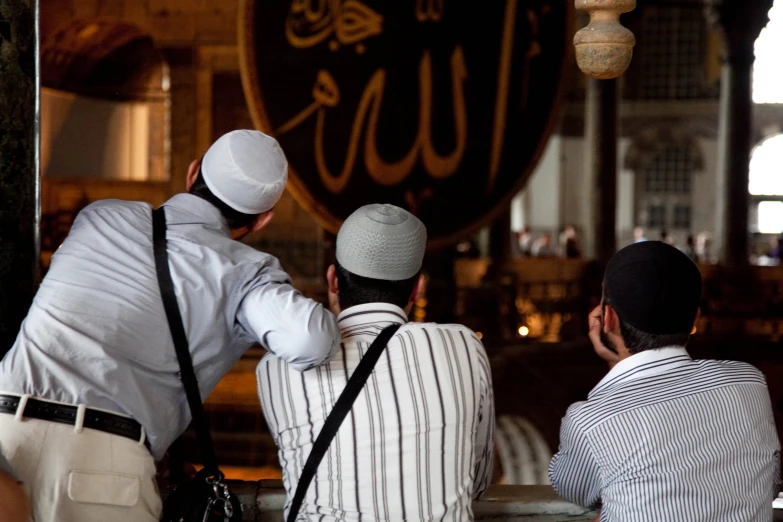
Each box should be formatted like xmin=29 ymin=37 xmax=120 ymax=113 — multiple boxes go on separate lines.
xmin=336 ymin=204 xmax=427 ymax=281
xmin=201 ymin=130 xmax=288 ymax=214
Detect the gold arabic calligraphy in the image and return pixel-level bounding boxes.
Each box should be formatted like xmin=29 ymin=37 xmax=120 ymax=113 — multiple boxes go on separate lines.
xmin=416 ymin=0 xmax=444 ymax=22
xmin=286 ymin=0 xmax=384 ymax=50
xmin=278 ymin=0 xmax=545 ymax=194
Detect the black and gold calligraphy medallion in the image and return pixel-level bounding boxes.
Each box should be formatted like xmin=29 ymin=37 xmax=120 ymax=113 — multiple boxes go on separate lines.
xmin=240 ymin=0 xmax=572 ymax=247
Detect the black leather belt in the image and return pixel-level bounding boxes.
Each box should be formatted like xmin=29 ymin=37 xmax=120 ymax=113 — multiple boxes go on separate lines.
xmin=0 ymin=395 xmax=150 ymax=451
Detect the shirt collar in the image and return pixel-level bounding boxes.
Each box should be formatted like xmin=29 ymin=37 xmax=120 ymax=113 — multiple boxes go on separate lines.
xmin=589 ymin=346 xmax=692 ymax=398
xmin=162 ymin=193 xmax=230 ymax=236
xmin=337 ymin=303 xmax=408 ymax=331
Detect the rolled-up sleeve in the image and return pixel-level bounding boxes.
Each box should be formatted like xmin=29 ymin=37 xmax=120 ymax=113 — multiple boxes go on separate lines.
xmin=236 ymin=263 xmax=339 ymax=371
xmin=549 ymin=402 xmax=601 ymax=509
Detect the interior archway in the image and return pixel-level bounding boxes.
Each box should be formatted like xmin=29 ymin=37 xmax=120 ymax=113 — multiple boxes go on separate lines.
xmin=39 ymin=19 xmax=171 ymax=265
xmin=749 ymin=135 xmax=783 ymax=240
xmin=754 ymin=0 xmax=783 ymax=103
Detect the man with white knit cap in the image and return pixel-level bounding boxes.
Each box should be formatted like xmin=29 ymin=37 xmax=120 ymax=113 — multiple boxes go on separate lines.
xmin=0 ymin=130 xmax=339 ymax=522
xmin=258 ymin=203 xmax=495 ymax=522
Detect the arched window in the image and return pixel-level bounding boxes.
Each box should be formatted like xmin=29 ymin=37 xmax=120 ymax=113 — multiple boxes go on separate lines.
xmin=750 ymin=135 xmax=783 ymax=196
xmin=749 ymin=135 xmax=783 ymax=234
xmin=754 ymin=0 xmax=783 ymax=103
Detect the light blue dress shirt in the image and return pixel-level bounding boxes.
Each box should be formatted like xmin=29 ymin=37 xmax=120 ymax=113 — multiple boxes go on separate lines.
xmin=0 ymin=194 xmax=339 ymax=459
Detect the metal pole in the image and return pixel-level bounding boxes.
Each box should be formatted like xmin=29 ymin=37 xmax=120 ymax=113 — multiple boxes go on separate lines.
xmin=586 ymin=78 xmax=619 ymax=264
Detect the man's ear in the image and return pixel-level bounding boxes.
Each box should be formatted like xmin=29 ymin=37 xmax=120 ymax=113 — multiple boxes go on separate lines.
xmin=185 ymin=159 xmax=201 ymax=191
xmin=409 ymin=274 xmax=425 ymax=305
xmin=692 ymin=307 xmax=701 ymax=334
xmin=249 ymin=210 xmax=274 ymax=234
xmin=327 ymin=264 xmax=339 ymax=295
xmin=604 ymin=304 xmax=619 ymax=333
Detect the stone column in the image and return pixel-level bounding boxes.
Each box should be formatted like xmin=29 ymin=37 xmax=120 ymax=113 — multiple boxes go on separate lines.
xmin=584 ymin=78 xmax=619 ymax=263
xmin=0 ymin=0 xmax=39 ymax=353
xmin=707 ymin=0 xmax=772 ymax=267
xmin=161 ymin=48 xmax=198 ymax=196
xmin=489 ymin=208 xmax=513 ymax=263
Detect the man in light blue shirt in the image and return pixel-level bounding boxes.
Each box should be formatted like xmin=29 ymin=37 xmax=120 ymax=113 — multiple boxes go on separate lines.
xmin=0 ymin=130 xmax=339 ymax=522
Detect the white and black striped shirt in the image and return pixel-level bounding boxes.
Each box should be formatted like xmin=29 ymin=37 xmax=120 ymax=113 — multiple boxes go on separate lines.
xmin=549 ymin=347 xmax=781 ymax=522
xmin=257 ymin=303 xmax=495 ymax=521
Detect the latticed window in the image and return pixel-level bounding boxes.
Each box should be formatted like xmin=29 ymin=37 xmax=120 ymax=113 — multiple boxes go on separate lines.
xmin=637 ymin=7 xmax=709 ymax=100
xmin=643 ymin=146 xmax=696 ymax=194
xmin=672 ymin=204 xmax=692 ymax=229
xmin=638 ymin=144 xmax=697 ymax=231
xmin=647 ymin=205 xmax=667 ymax=228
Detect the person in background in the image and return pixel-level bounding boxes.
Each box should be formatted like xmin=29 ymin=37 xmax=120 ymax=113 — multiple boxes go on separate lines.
xmin=696 ymin=232 xmax=712 ymax=264
xmin=0 ymin=130 xmax=339 ymax=522
xmin=659 ymin=229 xmax=674 ymax=246
xmin=258 ymin=204 xmax=495 ymax=522
xmin=770 ymin=237 xmax=782 ymax=264
xmin=518 ymin=226 xmax=534 ymax=257
xmin=532 ymin=232 xmax=557 ymax=257
xmin=681 ymin=234 xmax=698 ymax=262
xmin=633 ymin=227 xmax=647 ymax=243
xmin=549 ymin=241 xmax=780 ymax=522
xmin=563 ymin=225 xmax=582 ymax=259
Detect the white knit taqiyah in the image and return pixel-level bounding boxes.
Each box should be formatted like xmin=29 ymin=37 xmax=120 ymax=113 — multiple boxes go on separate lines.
xmin=336 ymin=204 xmax=427 ymax=281
xmin=201 ymin=130 xmax=288 ymax=214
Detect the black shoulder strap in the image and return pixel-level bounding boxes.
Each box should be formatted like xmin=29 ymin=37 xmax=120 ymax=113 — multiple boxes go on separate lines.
xmin=287 ymin=323 xmax=402 ymax=522
xmin=152 ymin=206 xmax=219 ymax=475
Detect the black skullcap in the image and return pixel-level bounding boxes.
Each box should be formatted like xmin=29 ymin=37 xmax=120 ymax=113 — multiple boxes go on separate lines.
xmin=604 ymin=241 xmax=702 ymax=335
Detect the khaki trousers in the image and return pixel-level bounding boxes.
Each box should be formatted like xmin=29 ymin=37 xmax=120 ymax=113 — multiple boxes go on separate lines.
xmin=0 ymin=401 xmax=162 ymax=522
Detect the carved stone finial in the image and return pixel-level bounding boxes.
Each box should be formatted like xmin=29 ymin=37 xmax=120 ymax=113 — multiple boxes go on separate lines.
xmin=574 ymin=0 xmax=636 ymax=80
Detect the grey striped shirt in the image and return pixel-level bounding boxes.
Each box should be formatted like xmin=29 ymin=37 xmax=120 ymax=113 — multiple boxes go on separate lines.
xmin=550 ymin=347 xmax=781 ymax=522
xmin=257 ymin=303 xmax=495 ymax=521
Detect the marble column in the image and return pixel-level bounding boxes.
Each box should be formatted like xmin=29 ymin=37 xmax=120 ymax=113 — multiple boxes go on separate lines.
xmin=0 ymin=0 xmax=39 ymax=353
xmin=585 ymin=78 xmax=619 ymax=264
xmin=707 ymin=0 xmax=772 ymax=267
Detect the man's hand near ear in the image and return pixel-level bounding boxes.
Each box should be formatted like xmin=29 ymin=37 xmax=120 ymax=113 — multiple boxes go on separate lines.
xmin=588 ymin=306 xmax=621 ymax=368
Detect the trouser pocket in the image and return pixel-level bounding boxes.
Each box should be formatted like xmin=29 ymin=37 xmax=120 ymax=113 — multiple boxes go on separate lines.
xmin=67 ymin=471 xmax=140 ymax=507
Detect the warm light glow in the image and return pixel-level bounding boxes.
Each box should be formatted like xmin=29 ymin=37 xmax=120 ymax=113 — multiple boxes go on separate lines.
xmin=754 ymin=0 xmax=783 ymax=103
xmin=476 ymin=332 xmax=483 ymax=340
xmin=758 ymin=201 xmax=783 ymax=234
xmin=518 ymin=326 xmax=530 ymax=337
xmin=749 ymin=135 xmax=783 ymax=196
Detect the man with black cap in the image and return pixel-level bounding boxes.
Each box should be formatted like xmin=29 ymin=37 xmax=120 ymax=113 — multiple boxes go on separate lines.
xmin=550 ymin=241 xmax=780 ymax=521
xmin=0 ymin=130 xmax=339 ymax=521
xmin=258 ymin=203 xmax=495 ymax=522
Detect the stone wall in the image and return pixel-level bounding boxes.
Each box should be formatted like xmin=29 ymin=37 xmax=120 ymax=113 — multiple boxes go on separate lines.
xmin=39 ymin=0 xmax=324 ymax=278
